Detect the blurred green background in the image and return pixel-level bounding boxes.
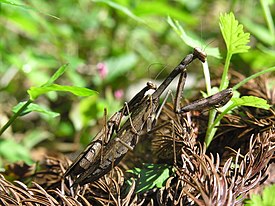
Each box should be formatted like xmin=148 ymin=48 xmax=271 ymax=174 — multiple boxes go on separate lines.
xmin=0 ymin=0 xmax=274 ymax=166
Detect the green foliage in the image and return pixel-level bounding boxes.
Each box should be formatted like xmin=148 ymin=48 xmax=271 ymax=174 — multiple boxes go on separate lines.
xmin=206 ymin=96 xmax=271 ymax=144
xmin=167 ymin=16 xmax=221 ymax=59
xmin=12 ymin=102 xmax=60 ymax=117
xmin=128 ymin=164 xmax=171 ymax=193
xmin=93 ymin=0 xmax=145 ymax=23
xmin=0 ymin=63 xmax=97 ymax=164
xmin=230 ymin=96 xmax=270 ymax=110
xmin=27 ymin=63 xmax=97 ymax=101
xmin=103 ymin=53 xmax=138 ymax=83
xmin=0 ymin=139 xmax=32 ymax=164
xmin=28 ymin=84 xmax=97 ymax=101
xmin=244 ymin=184 xmax=275 ymax=206
xmin=219 ymin=12 xmax=250 ymax=56
xmin=205 ymin=12 xmax=251 ymax=146
xmin=1 ymin=0 xmax=274 ymax=168
xmin=219 ymin=12 xmax=250 ymax=90
xmin=169 ymin=11 xmax=274 ymax=147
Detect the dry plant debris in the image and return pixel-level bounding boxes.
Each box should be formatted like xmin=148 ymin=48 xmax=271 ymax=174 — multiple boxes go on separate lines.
xmin=0 ymin=75 xmax=274 ymax=205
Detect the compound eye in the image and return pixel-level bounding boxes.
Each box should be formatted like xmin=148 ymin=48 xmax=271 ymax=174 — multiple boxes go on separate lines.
xmin=147 ymin=81 xmax=157 ymax=90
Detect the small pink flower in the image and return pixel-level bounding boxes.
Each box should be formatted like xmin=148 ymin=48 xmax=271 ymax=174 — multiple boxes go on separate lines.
xmin=97 ymin=62 xmax=108 ymax=79
xmin=114 ymin=89 xmax=124 ymax=100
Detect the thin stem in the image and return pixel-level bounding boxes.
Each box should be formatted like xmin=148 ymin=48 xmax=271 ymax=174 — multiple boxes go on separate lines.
xmin=206 ymin=104 xmax=236 ymax=143
xmin=0 ymin=99 xmax=33 ymax=136
xmin=219 ymin=53 xmax=232 ymax=90
xmin=233 ymin=66 xmax=275 ymax=90
xmin=205 ymin=109 xmax=217 ymax=147
xmin=206 ymin=51 xmax=231 ymax=146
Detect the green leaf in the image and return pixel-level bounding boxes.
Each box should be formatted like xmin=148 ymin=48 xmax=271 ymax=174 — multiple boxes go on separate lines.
xmin=12 ymin=102 xmax=60 ymax=117
xmin=244 ymin=184 xmax=275 ymax=206
xmin=241 ymin=17 xmax=275 ymax=46
xmin=167 ymin=17 xmax=221 ymax=59
xmin=105 ymin=53 xmax=138 ymax=82
xmin=92 ymin=0 xmax=145 ymax=23
xmin=0 ymin=139 xmax=32 ymax=164
xmin=134 ymin=2 xmax=196 ymax=24
xmin=27 ymin=84 xmax=98 ymax=101
xmin=22 ymin=129 xmax=53 ymax=149
xmin=262 ymin=184 xmax=275 ymax=205
xmin=128 ymin=164 xmax=171 ymax=193
xmin=231 ymin=96 xmax=271 ymax=110
xmin=206 ymin=95 xmax=270 ymax=147
xmin=219 ymin=12 xmax=250 ymax=55
xmin=42 ymin=64 xmax=69 ymax=87
xmin=0 ymin=0 xmax=59 ymax=19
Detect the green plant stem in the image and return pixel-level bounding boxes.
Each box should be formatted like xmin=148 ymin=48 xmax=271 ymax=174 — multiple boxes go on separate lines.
xmin=207 ymin=104 xmax=236 ymax=138
xmin=0 ymin=99 xmax=33 ymax=137
xmin=205 ymin=66 xmax=275 ymax=147
xmin=233 ymin=66 xmax=275 ymax=90
xmin=219 ymin=52 xmax=232 ymax=90
xmin=205 ymin=109 xmax=217 ymax=147
xmin=205 ymin=52 xmax=232 ymax=147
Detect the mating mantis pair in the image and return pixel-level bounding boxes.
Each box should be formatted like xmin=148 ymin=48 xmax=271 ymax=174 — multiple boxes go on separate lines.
xmin=64 ymin=48 xmax=233 ymax=186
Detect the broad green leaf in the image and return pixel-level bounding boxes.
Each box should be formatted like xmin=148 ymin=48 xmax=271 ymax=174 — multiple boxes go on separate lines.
xmin=22 ymin=130 xmax=53 ymax=149
xmin=244 ymin=184 xmax=275 ymax=206
xmin=105 ymin=53 xmax=138 ymax=82
xmin=219 ymin=12 xmax=250 ymax=55
xmin=231 ymin=96 xmax=270 ymax=110
xmin=168 ymin=17 xmax=221 ymax=59
xmin=207 ymin=95 xmax=270 ymax=146
xmin=134 ymin=2 xmax=196 ymax=24
xmin=241 ymin=17 xmax=275 ymax=46
xmin=93 ymin=0 xmax=145 ymax=23
xmin=0 ymin=139 xmax=32 ymax=164
xmin=12 ymin=102 xmax=60 ymax=117
xmin=245 ymin=195 xmax=263 ymax=206
xmin=28 ymin=84 xmax=97 ymax=100
xmin=128 ymin=164 xmax=171 ymax=193
xmin=262 ymin=184 xmax=275 ymax=205
xmin=42 ymin=64 xmax=69 ymax=87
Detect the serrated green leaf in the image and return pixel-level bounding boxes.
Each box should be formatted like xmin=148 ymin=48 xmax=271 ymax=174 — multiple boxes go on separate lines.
xmin=27 ymin=84 xmax=97 ymax=100
xmin=219 ymin=12 xmax=250 ymax=55
xmin=42 ymin=64 xmax=69 ymax=87
xmin=12 ymin=102 xmax=60 ymax=117
xmin=127 ymin=164 xmax=171 ymax=193
xmin=231 ymin=96 xmax=270 ymax=110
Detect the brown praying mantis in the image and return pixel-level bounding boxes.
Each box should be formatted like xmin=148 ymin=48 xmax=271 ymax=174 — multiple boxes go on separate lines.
xmin=63 ymin=81 xmax=157 ymax=179
xmin=64 ymin=48 xmax=233 ymax=186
